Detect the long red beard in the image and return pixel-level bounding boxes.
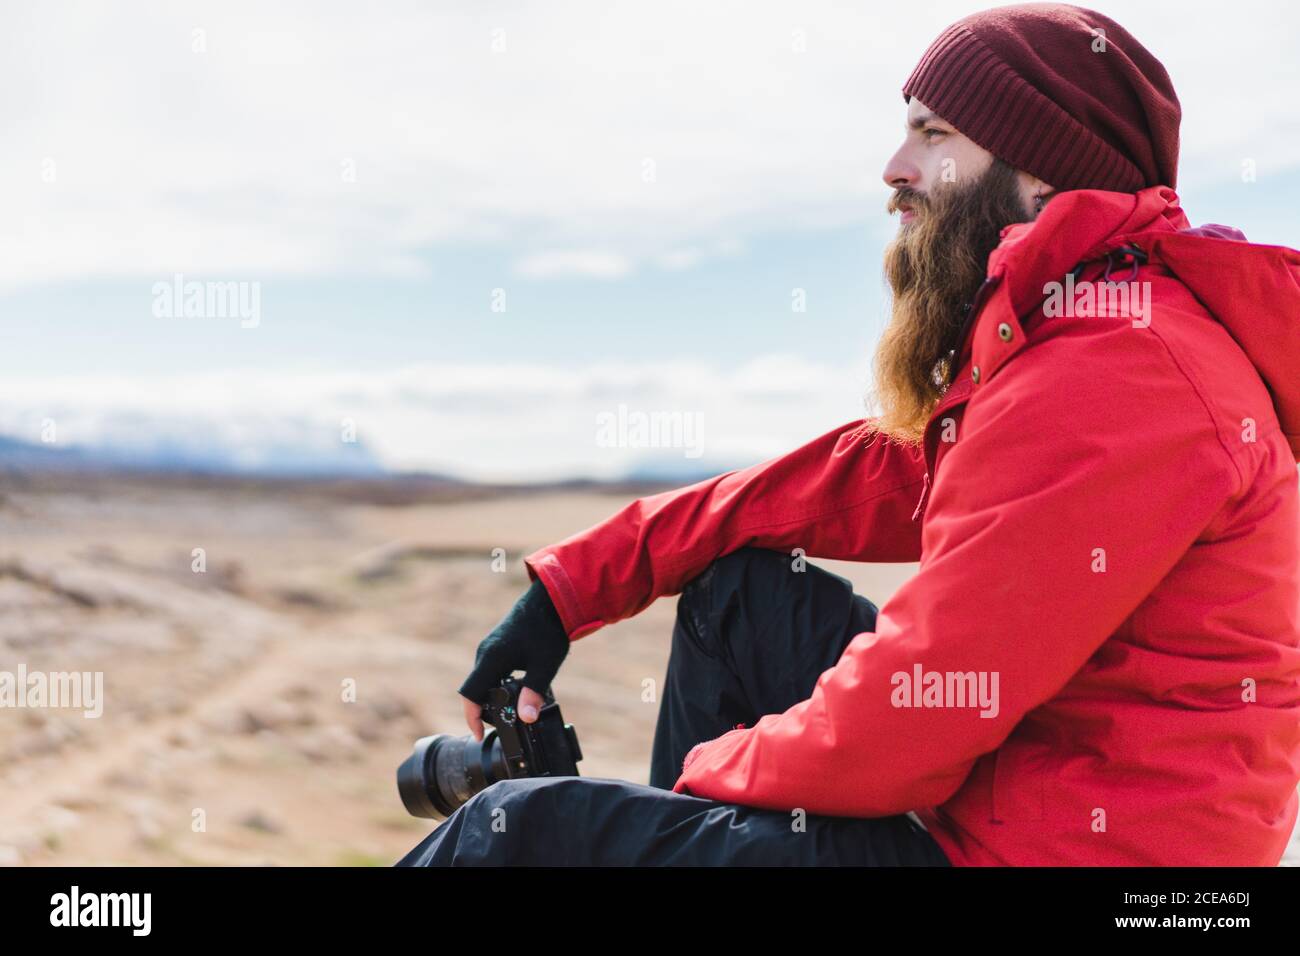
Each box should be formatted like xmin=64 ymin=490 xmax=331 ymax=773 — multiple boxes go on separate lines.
xmin=870 ymin=157 xmax=1031 ymax=443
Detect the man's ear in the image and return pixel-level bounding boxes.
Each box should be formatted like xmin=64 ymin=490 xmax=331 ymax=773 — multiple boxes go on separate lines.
xmin=1019 ymin=172 xmax=1058 ymax=218
xmin=1028 ymin=175 xmax=1058 ymax=203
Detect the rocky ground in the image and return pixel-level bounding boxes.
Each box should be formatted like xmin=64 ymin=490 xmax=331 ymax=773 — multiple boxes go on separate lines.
xmin=0 ymin=471 xmax=1295 ymax=866
xmin=0 ymin=474 xmax=705 ymax=865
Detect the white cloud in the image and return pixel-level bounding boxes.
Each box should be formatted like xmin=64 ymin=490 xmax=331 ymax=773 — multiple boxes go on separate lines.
xmin=2 ymin=0 xmax=1292 ymax=290
xmin=514 ymin=250 xmax=631 ymax=279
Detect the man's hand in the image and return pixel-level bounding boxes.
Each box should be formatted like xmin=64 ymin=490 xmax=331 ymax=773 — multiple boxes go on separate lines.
xmin=458 ymin=577 xmax=570 ymax=741
xmin=461 ymin=686 xmax=549 ymax=742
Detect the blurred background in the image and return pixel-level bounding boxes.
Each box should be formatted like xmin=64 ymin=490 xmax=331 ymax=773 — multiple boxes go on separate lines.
xmin=1 ymin=0 xmax=1297 ymax=865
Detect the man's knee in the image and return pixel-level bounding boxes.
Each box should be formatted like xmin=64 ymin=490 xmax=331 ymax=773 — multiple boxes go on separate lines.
xmin=445 ymin=777 xmax=673 ymax=865
xmin=433 ymin=777 xmax=571 ymax=863
xmin=460 ymin=776 xmax=558 ymax=822
xmin=461 ymin=775 xmax=612 ymax=830
xmin=680 ymin=547 xmax=791 ymax=608
xmin=677 ymin=546 xmax=877 ymax=658
xmin=676 ymin=548 xmax=778 ymax=643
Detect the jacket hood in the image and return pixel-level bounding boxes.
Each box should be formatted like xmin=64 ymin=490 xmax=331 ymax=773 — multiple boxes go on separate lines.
xmin=1143 ymin=224 xmax=1300 ymax=459
xmin=990 ymin=186 xmax=1300 ymax=460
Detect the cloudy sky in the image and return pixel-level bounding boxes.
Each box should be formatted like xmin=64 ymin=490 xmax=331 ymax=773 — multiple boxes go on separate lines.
xmin=3 ymin=0 xmax=1298 ymax=480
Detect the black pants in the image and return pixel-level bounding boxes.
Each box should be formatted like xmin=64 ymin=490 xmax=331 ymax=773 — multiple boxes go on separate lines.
xmin=397 ymin=547 xmax=951 ymax=866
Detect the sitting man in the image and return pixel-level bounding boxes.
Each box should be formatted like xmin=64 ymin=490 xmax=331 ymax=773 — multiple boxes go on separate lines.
xmin=399 ymin=3 xmax=1300 ymax=866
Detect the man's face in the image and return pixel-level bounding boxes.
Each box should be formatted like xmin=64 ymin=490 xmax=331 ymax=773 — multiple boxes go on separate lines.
xmin=868 ymin=97 xmax=1046 ymax=444
xmin=882 ymin=97 xmax=1040 ymax=219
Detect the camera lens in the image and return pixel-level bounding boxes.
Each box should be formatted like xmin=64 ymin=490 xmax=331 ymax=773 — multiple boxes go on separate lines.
xmin=397 ymin=731 xmax=510 ymax=820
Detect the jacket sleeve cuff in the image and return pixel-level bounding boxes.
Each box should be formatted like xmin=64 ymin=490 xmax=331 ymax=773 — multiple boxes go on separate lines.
xmin=669 ymin=743 xmax=707 ymax=794
xmin=671 ymin=727 xmax=749 ymax=797
xmin=523 ymin=549 xmax=605 ymax=641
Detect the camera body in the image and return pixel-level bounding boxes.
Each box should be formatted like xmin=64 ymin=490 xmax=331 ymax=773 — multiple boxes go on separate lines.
xmin=397 ymin=677 xmax=583 ymax=820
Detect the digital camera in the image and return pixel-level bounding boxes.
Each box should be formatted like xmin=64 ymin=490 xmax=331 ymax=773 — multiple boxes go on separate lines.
xmin=396 ymin=677 xmax=583 ymax=820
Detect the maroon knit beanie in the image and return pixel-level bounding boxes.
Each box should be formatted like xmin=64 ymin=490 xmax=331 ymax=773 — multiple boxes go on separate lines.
xmin=902 ymin=3 xmax=1181 ymax=192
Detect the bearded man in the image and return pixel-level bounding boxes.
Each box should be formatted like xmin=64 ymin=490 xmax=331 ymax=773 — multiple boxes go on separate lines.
xmin=400 ymin=3 xmax=1300 ymax=866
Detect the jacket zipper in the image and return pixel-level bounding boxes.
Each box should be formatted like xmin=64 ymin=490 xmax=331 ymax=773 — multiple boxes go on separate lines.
xmin=948 ymin=274 xmax=1002 ymax=383
xmin=913 ymin=379 xmax=974 ymax=522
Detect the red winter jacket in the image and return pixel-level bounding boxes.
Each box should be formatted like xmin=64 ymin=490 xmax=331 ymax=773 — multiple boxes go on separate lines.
xmin=523 ymin=186 xmax=1300 ymax=866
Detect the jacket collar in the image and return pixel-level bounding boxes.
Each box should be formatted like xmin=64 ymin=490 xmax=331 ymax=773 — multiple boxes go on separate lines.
xmin=947 ymin=186 xmax=1190 ymax=379
xmin=922 ymin=186 xmax=1191 ymax=482
xmin=987 ymin=185 xmax=1190 ymax=322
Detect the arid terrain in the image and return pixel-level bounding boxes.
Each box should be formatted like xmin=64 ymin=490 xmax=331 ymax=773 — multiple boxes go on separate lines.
xmin=0 ymin=470 xmax=1296 ymax=866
